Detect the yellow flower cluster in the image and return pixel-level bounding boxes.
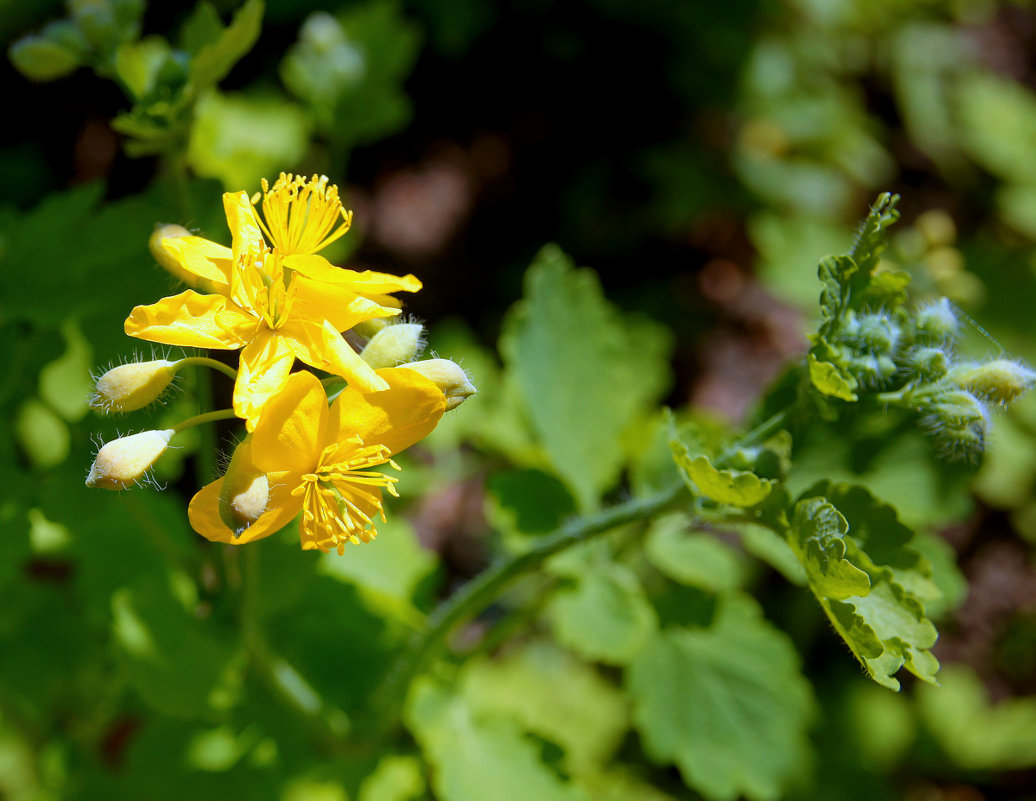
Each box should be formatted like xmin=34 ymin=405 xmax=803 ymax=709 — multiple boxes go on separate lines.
xmin=87 ymin=173 xmax=475 ymax=554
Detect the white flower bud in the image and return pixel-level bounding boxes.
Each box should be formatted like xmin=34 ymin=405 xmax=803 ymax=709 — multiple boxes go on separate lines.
xmin=360 ymin=323 xmax=426 ymax=369
xmin=950 ymin=359 xmax=1036 ymax=404
xmin=401 ymin=359 xmax=477 ymax=410
xmin=90 ymin=359 xmax=178 ymax=414
xmin=86 ymin=429 xmax=175 ymax=490
xmin=218 ymin=437 xmax=270 ymax=536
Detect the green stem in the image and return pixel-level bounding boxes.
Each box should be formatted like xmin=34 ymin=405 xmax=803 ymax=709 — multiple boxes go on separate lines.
xmin=172 ymin=408 xmax=237 ymax=434
xmin=175 ymin=356 xmax=238 ymax=381
xmin=368 ymin=484 xmax=686 ymax=736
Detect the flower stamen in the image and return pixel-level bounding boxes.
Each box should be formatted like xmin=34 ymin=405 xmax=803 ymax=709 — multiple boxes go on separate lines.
xmin=250 ymin=173 xmax=354 ymax=256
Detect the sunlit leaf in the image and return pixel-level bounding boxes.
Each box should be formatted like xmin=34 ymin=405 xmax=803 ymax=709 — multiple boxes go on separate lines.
xmin=629 ymin=593 xmax=815 ymax=801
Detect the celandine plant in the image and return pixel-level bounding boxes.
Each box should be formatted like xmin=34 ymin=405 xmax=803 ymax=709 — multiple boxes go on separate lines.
xmin=83 ymin=188 xmax=1034 ymax=800
xmin=86 ymin=173 xmax=475 ymax=553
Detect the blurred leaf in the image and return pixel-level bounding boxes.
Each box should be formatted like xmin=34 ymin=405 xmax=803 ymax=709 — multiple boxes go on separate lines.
xmin=14 ymin=397 xmax=68 ymax=468
xmin=487 ymin=468 xmax=576 ymax=536
xmin=318 ymin=513 xmax=435 ymax=623
xmin=645 ymin=514 xmax=743 ymax=592
xmin=8 ymin=27 xmax=83 ymax=81
xmin=548 ymin=544 xmax=657 ymax=665
xmin=461 ymin=640 xmax=629 ymax=776
xmin=179 ymin=2 xmax=225 ymax=55
xmin=502 ymin=245 xmax=671 ymax=511
xmin=112 ymin=581 xmax=238 ymax=718
xmin=187 ymin=90 xmax=310 ymax=190
xmin=735 ymin=522 xmax=806 ymax=585
xmin=115 ymin=36 xmax=173 ymax=100
xmin=357 ymin=755 xmax=426 ymax=801
xmin=628 ymin=593 xmax=815 ymax=801
xmin=808 ymin=354 xmax=858 ymax=401
xmin=956 ymin=70 xmax=1036 ymax=184
xmin=281 ymin=2 xmax=421 ymax=147
xmin=749 ymin=212 xmax=850 ymax=309
xmin=187 ymin=0 xmax=263 ymax=93
xmin=38 ymin=321 xmax=93 ymax=422
xmin=918 ymin=665 xmax=1036 ymax=770
xmin=406 ymin=677 xmax=587 ymax=801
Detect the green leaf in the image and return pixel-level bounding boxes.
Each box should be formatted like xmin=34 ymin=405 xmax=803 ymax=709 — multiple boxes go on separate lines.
xmin=628 ymin=594 xmax=815 ymax=801
xmin=918 ymin=665 xmax=1036 ymax=770
xmin=956 ymin=70 xmax=1036 ymax=184
xmin=357 ymin=755 xmax=426 ymax=801
xmin=112 ymin=582 xmax=238 ymax=718
xmin=186 ymin=90 xmax=310 ymax=190
xmin=115 ymin=36 xmax=173 ymax=101
xmin=502 ymin=245 xmax=672 ymax=511
xmin=807 ymin=354 xmax=858 ymax=401
xmin=461 ymin=640 xmax=629 ymax=776
xmin=8 ymin=33 xmax=83 ymax=81
xmin=406 ymin=677 xmax=588 ymax=801
xmin=487 ymin=468 xmax=577 ymax=536
xmin=670 ymin=449 xmax=774 ymax=507
xmin=548 ymin=544 xmax=657 ymax=665
xmin=179 ymin=2 xmax=225 ymax=55
xmin=187 ymin=0 xmax=263 ymax=93
xmin=788 ymin=497 xmax=871 ymax=601
xmin=645 ymin=514 xmax=743 ymax=592
xmin=789 ymin=484 xmax=940 ymax=689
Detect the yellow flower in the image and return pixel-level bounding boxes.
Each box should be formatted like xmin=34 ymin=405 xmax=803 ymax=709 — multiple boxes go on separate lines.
xmin=188 ymin=368 xmax=446 ymax=553
xmin=250 ymin=172 xmax=353 ymax=256
xmin=128 ymin=192 xmax=420 ymax=428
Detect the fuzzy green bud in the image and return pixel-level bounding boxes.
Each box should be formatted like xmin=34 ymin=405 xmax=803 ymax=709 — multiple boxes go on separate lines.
xmin=847 ymin=354 xmax=897 ymax=387
xmin=360 ymin=323 xmax=426 ymax=369
xmin=950 ymin=359 xmax=1036 ymax=404
xmin=91 ymin=359 xmax=177 ymax=414
xmin=904 ymin=346 xmax=950 ymax=383
xmin=218 ymin=437 xmax=269 ymax=536
xmin=914 ymin=298 xmax=958 ymax=344
xmin=401 ymin=359 xmax=477 ymax=410
xmin=923 ymin=390 xmax=988 ymax=462
xmin=854 ymin=312 xmax=901 ymax=355
xmin=86 ymin=429 xmax=174 ymax=490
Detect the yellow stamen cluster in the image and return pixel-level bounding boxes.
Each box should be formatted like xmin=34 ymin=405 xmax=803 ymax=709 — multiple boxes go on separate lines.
xmin=237 ymin=245 xmax=297 ymax=330
xmin=251 ymin=173 xmax=354 ymax=256
xmin=294 ymin=438 xmax=400 ymax=555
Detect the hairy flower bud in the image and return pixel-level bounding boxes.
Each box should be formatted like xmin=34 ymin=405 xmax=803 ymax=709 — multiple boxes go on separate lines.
xmin=854 ymin=312 xmax=901 ymax=355
xmin=914 ymin=298 xmax=958 ymax=344
xmin=90 ymin=359 xmax=177 ymax=414
xmin=360 ymin=323 xmax=426 ymax=369
xmin=218 ymin=437 xmax=269 ymax=536
xmin=904 ymin=346 xmax=951 ymax=383
xmin=401 ymin=359 xmax=477 ymax=410
xmin=950 ymin=359 xmax=1036 ymax=404
xmin=85 ymin=429 xmax=174 ymax=490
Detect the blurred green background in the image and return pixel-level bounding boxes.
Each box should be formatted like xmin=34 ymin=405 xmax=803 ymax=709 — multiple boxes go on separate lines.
xmin=3 ymin=0 xmax=1036 ymax=799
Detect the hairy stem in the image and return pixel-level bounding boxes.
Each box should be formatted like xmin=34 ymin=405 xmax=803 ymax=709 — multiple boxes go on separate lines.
xmin=368 ymin=484 xmax=686 ymax=737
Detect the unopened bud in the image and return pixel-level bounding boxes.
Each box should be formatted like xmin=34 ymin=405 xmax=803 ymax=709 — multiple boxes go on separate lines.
xmin=914 ymin=298 xmax=958 ymax=344
xmin=904 ymin=346 xmax=950 ymax=383
xmin=950 ymin=359 xmax=1036 ymax=404
xmin=218 ymin=437 xmax=269 ymax=536
xmin=922 ymin=390 xmax=988 ymax=462
xmin=360 ymin=323 xmax=426 ymax=369
xmin=931 ymin=390 xmax=987 ymax=428
xmin=854 ymin=312 xmax=901 ymax=355
xmin=91 ymin=359 xmax=177 ymax=413
xmin=86 ymin=429 xmax=174 ymax=490
xmin=401 ymin=359 xmax=477 ymax=410
xmin=149 ymin=224 xmax=222 ymax=293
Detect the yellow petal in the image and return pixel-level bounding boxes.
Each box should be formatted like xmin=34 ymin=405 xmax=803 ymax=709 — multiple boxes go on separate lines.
xmin=291 ymin=277 xmax=399 ymax=332
xmin=125 ymin=290 xmax=256 ymax=349
xmin=251 ymin=370 xmax=330 ymax=475
xmin=283 ymin=256 xmax=421 ymax=294
xmin=225 ymin=191 xmax=266 ymax=308
xmin=161 ymin=235 xmax=233 ymax=290
xmin=188 ymin=471 xmax=300 ymax=545
xmin=234 ymin=329 xmax=297 ymax=431
xmin=329 ymin=366 xmax=446 ymax=455
xmin=287 ymin=320 xmax=390 ymax=394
